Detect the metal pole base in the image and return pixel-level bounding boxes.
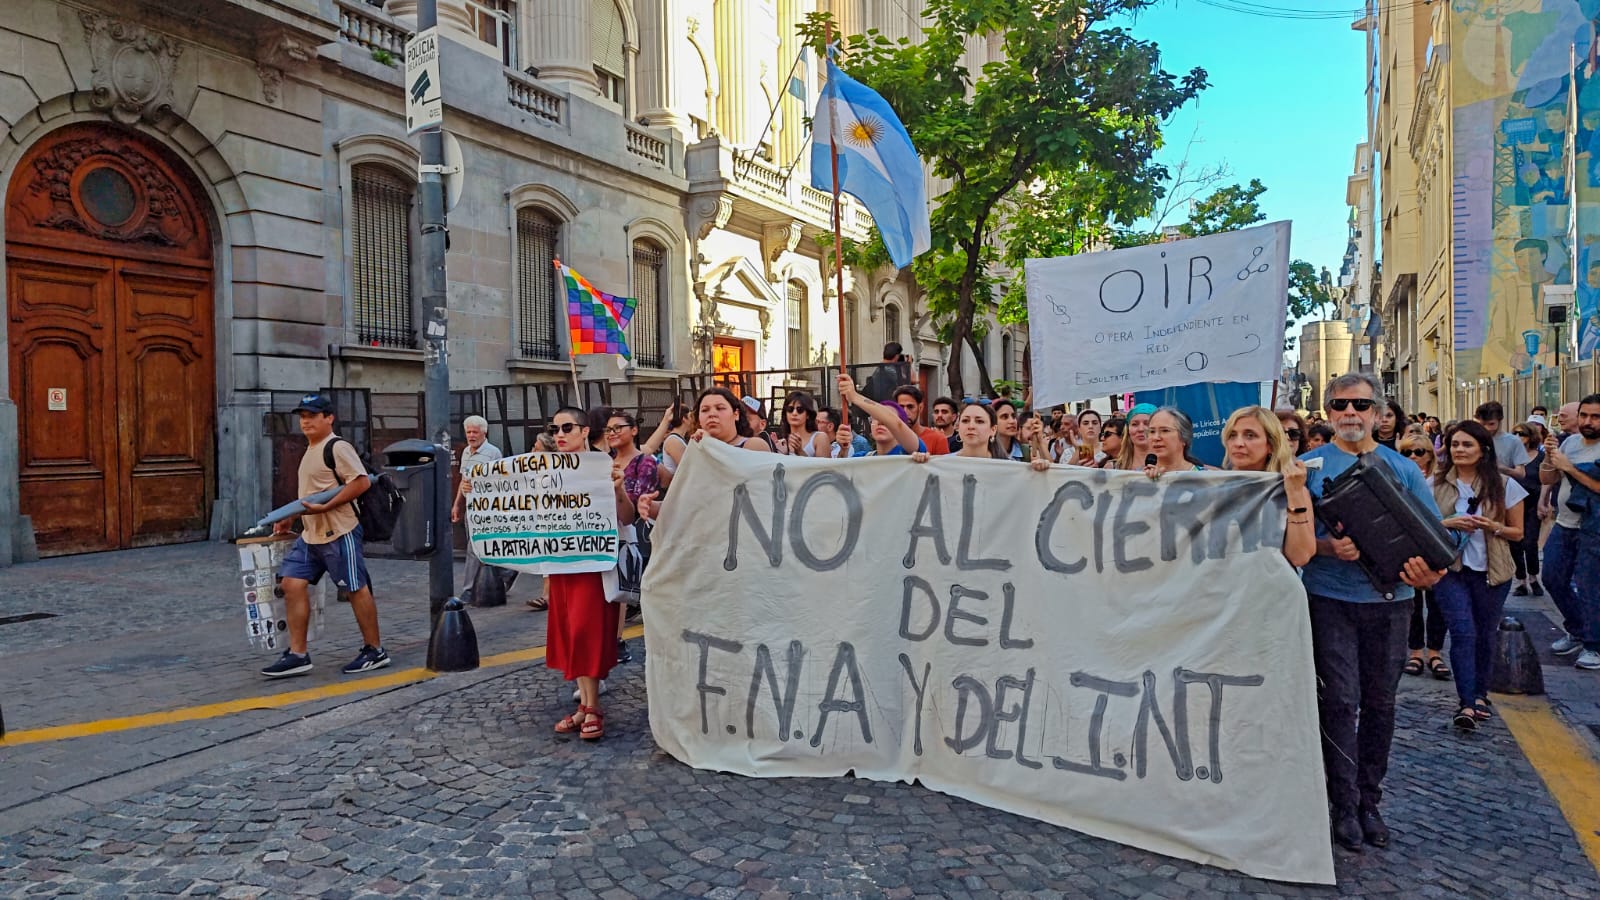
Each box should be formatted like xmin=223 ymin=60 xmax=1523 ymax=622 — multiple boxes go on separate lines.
xmin=426 ymin=597 xmax=480 ymax=672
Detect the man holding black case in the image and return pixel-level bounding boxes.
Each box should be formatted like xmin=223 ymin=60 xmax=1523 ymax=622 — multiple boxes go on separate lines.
xmin=1300 ymin=373 xmax=1445 ymax=853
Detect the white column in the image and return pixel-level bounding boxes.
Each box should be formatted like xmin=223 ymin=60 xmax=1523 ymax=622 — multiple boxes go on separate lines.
xmin=713 ymin=0 xmax=749 ymax=145
xmin=634 ymin=0 xmax=680 ymax=128
xmin=526 ymin=0 xmax=596 ymax=90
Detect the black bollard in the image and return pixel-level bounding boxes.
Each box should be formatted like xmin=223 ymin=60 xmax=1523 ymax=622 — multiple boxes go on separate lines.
xmin=1488 ymin=616 xmax=1545 ymax=695
xmin=426 ymin=597 xmax=480 ymax=672
xmin=471 ymin=564 xmax=507 ymax=608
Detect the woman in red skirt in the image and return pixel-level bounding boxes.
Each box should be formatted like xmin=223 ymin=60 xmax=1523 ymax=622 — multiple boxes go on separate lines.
xmin=546 ymin=406 xmax=634 ymax=740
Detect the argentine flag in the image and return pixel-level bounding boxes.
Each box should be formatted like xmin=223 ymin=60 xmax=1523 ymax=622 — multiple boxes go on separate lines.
xmin=811 ymin=59 xmax=932 ymax=270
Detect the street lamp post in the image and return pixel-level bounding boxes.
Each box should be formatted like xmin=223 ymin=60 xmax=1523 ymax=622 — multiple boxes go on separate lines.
xmin=417 ymin=0 xmax=453 ymax=624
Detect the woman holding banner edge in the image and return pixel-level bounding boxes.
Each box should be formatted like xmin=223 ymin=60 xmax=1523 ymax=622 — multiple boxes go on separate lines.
xmin=1219 ymin=406 xmax=1316 ymax=568
xmin=546 ymin=406 xmax=636 ymax=741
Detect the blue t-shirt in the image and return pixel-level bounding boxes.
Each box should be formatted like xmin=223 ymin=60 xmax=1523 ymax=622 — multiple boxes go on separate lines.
xmin=1299 ymin=443 xmax=1443 ymax=604
xmin=869 ymin=438 xmax=928 ymax=457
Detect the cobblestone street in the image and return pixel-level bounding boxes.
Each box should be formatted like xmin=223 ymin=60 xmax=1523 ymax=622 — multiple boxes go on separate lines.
xmin=3 ymin=543 xmax=1599 ymax=898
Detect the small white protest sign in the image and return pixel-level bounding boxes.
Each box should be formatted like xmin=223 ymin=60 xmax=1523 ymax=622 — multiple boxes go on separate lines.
xmin=465 ymin=451 xmax=619 ymax=574
xmin=1026 ymin=221 xmax=1291 ymax=404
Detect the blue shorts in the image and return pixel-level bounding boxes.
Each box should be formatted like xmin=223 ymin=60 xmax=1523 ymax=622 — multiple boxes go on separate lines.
xmin=280 ymin=526 xmax=371 ymax=592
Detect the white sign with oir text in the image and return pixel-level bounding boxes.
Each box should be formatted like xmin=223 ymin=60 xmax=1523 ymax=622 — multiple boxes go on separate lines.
xmin=1025 ymin=221 xmax=1291 ymax=404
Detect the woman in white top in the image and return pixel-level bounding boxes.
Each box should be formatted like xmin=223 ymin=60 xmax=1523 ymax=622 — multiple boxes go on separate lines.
xmin=775 ymin=390 xmax=830 ymax=458
xmin=642 ymin=398 xmax=694 ymax=490
xmin=1432 ymin=420 xmax=1525 ymax=730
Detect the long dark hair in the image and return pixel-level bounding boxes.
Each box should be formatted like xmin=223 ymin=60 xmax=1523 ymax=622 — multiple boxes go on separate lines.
xmin=1434 ymin=420 xmax=1505 ymax=516
xmin=696 ymin=386 xmax=753 ymax=437
xmin=958 ymin=400 xmax=1005 ymax=459
xmin=778 ymin=390 xmax=818 ymax=437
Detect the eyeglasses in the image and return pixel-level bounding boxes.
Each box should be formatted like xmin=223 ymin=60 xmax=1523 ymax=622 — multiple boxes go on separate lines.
xmin=1403 ymin=448 xmax=1432 ymax=458
xmin=1285 ymin=428 xmax=1303 ymax=439
xmin=1328 ymin=398 xmax=1377 ymax=412
xmin=603 ymin=425 xmax=632 ymax=435
xmin=546 ymin=422 xmax=583 ymax=435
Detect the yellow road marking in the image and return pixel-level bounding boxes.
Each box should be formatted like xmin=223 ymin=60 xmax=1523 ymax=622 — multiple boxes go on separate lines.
xmin=0 ymin=624 xmax=644 ymax=747
xmin=1497 ymin=693 xmax=1600 ymax=873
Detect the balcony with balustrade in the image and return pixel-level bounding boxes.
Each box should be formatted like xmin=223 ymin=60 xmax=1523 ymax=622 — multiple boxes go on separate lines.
xmin=684 ymin=136 xmax=874 ymax=242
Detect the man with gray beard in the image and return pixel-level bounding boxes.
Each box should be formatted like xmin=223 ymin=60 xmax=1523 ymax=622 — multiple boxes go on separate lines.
xmin=1299 ymin=373 xmax=1446 ymax=854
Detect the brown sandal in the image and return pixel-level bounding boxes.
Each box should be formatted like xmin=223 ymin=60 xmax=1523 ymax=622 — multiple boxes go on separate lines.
xmin=526 ymin=596 xmax=548 ymax=612
xmin=580 ymin=706 xmax=604 ymax=740
xmin=554 ymin=706 xmax=586 ymax=734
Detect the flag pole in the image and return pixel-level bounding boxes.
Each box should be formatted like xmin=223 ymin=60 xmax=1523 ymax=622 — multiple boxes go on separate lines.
xmin=824 ymin=23 xmax=848 ymax=379
xmin=554 ymin=258 xmax=583 ymax=406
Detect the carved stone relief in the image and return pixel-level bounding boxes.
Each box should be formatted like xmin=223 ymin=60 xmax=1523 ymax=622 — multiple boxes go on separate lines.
xmin=80 ymin=13 xmax=185 ymax=125
xmin=760 ymin=221 xmax=803 ymax=282
xmin=256 ymin=30 xmax=315 ymax=104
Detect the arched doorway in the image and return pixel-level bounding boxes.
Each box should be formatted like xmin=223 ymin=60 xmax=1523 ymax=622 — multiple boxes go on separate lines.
xmin=6 ymin=124 xmax=215 ymax=556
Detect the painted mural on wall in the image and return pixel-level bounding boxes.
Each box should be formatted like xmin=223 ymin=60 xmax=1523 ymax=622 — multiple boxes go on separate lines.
xmin=1452 ymin=0 xmax=1600 ymax=381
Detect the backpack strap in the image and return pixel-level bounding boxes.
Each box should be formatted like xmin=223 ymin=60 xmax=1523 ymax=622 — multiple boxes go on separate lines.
xmin=322 ymin=437 xmax=353 ymax=486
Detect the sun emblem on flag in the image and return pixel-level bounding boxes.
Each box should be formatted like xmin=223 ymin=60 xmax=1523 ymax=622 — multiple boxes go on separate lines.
xmin=846 ymin=114 xmax=885 ymax=148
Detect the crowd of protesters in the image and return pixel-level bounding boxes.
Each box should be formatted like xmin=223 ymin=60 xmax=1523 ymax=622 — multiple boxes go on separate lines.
xmin=265 ymin=339 xmax=1600 ymax=860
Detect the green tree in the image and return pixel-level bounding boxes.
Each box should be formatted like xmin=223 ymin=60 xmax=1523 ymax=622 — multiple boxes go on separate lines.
xmin=1178 ymin=178 xmax=1267 ymax=237
xmin=1286 ymin=260 xmax=1335 ymax=321
xmin=802 ymin=0 xmax=1206 ymax=399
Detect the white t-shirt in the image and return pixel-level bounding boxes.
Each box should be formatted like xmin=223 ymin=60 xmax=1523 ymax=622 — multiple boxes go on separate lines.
xmin=1554 ymin=434 xmax=1600 ymax=529
xmin=1493 ymin=431 xmax=1531 ymax=468
xmin=1452 ymin=475 xmax=1528 ymax=572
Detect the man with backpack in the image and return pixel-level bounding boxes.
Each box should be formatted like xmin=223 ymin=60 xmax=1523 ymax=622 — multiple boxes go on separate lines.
xmin=262 ymin=393 xmax=391 ymax=678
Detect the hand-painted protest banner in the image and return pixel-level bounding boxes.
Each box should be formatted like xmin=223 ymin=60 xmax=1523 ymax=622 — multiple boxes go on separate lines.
xmin=643 ymin=439 xmax=1333 ymax=885
xmin=465 ymin=451 xmax=618 ymax=574
xmin=1026 ymin=221 xmax=1292 ymax=404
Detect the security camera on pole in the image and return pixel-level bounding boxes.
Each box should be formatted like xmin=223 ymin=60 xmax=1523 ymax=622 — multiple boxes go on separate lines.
xmin=404 ymin=4 xmax=467 ymax=660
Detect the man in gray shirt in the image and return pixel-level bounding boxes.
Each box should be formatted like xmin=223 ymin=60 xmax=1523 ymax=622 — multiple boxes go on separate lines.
xmin=1540 ymin=393 xmax=1600 ymax=671
xmin=1475 ymin=401 xmax=1530 ymax=480
xmin=450 ymin=415 xmax=503 ymax=605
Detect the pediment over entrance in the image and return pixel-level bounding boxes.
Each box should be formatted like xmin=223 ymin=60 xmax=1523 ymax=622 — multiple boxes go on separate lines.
xmin=702 ymin=256 xmax=781 ymax=310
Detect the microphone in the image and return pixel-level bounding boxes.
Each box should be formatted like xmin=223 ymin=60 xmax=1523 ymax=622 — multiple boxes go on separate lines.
xmin=1144 ymin=454 xmax=1157 ymax=468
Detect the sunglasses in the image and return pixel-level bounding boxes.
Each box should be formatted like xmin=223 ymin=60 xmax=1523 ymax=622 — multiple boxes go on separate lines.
xmin=1466 ymin=496 xmax=1482 ymax=515
xmin=1328 ymin=398 xmax=1377 ymax=412
xmin=1285 ymin=428 xmax=1303 ymax=439
xmin=1404 ymin=448 xmax=1432 ymax=458
xmin=546 ymin=422 xmax=583 ymax=435
xmin=962 ymin=397 xmax=993 ymax=406
xmin=1512 ymin=429 xmax=1529 ymax=437
xmin=1100 ymin=429 xmax=1120 ymax=438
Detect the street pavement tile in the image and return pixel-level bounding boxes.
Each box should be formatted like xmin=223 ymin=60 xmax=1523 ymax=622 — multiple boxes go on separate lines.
xmin=1 ymin=649 xmax=1597 ymax=898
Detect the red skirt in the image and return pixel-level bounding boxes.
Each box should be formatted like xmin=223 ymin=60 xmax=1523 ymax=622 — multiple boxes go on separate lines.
xmin=546 ymin=572 xmax=620 ymax=681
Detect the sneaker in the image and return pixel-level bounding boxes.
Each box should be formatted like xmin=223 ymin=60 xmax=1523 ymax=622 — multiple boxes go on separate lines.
xmin=571 ymin=680 xmax=608 ymax=702
xmin=1576 ymin=650 xmax=1600 ymax=671
xmin=1530 ymin=580 xmax=1545 ymax=597
xmin=341 ymin=645 xmax=391 ymax=674
xmin=617 ymin=639 xmax=633 ymax=665
xmin=1553 ymin=634 xmax=1584 ymax=656
xmin=1512 ymin=582 xmax=1529 ymax=597
xmin=261 ymin=651 xmax=312 ymax=678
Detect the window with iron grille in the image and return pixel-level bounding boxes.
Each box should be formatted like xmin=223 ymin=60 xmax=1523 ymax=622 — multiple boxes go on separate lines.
xmin=351 ymin=164 xmax=416 ymax=348
xmin=631 ymin=239 xmax=666 ymax=368
xmin=884 ymin=303 xmax=900 ymax=347
xmin=516 ymin=207 xmax=561 ymax=359
xmin=787 ymin=280 xmax=807 ymax=366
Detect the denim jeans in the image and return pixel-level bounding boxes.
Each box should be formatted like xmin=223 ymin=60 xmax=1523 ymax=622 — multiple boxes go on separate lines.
xmin=1407 ymin=588 xmax=1446 ymax=652
xmin=1434 ymin=569 xmax=1511 ymax=708
xmin=1308 ymin=594 xmax=1411 ymax=815
xmin=1543 ymin=525 xmax=1600 ymax=651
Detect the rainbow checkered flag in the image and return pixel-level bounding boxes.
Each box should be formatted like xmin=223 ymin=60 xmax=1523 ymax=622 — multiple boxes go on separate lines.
xmin=557 ymin=262 xmax=637 ymax=358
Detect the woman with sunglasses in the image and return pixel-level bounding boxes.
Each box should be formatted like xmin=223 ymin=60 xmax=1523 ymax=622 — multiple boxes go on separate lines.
xmin=1218 ymin=406 xmax=1315 ymax=567
xmin=1509 ymin=420 xmax=1547 ymax=597
xmin=776 ymin=390 xmax=830 ymax=458
xmin=545 ymin=406 xmax=635 ymax=741
xmin=1374 ymin=400 xmax=1405 ymax=450
xmin=1276 ymin=409 xmax=1309 ymax=456
xmin=1143 ymin=407 xmax=1209 ymax=478
xmin=1094 ymin=418 xmax=1125 ymax=469
xmin=1397 ymin=434 xmax=1450 ymax=681
xmin=1432 ymin=420 xmax=1526 ymax=730
xmin=1114 ymin=403 xmax=1157 ymax=470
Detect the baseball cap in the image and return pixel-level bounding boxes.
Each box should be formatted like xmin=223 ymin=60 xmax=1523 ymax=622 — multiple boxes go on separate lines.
xmin=740 ymin=395 xmax=763 ymax=415
xmin=1526 ymin=414 xmax=1548 ymax=427
xmin=293 ymin=393 xmax=333 ymax=414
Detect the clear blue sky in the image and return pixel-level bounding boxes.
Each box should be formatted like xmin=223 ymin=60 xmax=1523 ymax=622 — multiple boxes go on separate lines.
xmin=1120 ymin=1 xmax=1369 ymax=281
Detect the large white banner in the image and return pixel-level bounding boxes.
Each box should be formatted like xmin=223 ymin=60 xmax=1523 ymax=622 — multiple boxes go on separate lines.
xmin=1025 ymin=221 xmax=1292 ymax=404
xmin=644 ymin=440 xmax=1333 ymax=885
xmin=465 ymin=451 xmax=618 ymax=574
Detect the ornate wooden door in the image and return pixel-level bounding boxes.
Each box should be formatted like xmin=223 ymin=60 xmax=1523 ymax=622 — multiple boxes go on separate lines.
xmin=7 ymin=125 xmax=214 ymax=555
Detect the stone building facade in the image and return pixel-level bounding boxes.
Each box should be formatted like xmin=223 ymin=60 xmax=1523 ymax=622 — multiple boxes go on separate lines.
xmin=0 ymin=0 xmax=1021 ymax=563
